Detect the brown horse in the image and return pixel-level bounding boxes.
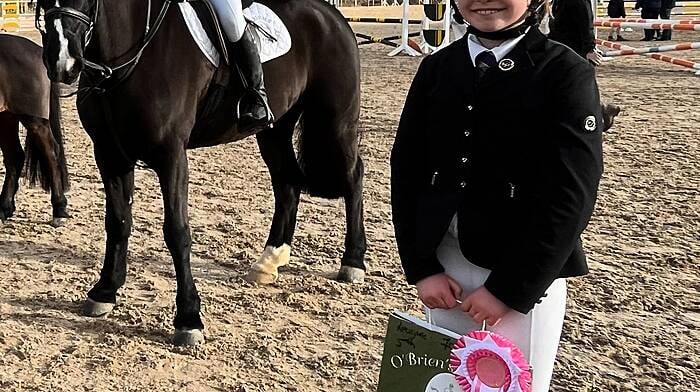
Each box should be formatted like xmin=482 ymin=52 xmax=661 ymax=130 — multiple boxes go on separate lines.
xmin=37 ymin=0 xmax=365 ymax=345
xmin=0 ymin=34 xmax=69 ymax=227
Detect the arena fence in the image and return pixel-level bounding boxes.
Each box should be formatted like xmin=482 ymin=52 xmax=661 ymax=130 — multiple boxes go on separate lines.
xmin=343 ymin=0 xmax=453 ymax=56
xmin=0 ymin=1 xmax=34 ymax=32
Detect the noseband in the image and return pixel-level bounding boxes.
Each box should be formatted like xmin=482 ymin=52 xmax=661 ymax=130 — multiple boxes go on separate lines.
xmin=44 ymin=6 xmax=94 ymax=26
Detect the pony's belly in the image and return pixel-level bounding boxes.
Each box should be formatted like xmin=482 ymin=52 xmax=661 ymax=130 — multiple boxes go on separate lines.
xmin=187 ymin=122 xmax=256 ymax=149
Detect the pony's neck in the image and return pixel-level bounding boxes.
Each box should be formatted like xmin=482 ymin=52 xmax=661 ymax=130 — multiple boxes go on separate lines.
xmin=88 ymin=0 xmax=154 ymax=64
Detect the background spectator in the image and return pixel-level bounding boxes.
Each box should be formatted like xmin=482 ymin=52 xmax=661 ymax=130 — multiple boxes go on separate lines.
xmin=635 ymin=0 xmax=662 ymax=41
xmin=607 ymin=0 xmax=627 ymax=41
xmin=658 ymin=0 xmax=675 ymax=40
xmin=549 ymin=0 xmax=603 ymax=65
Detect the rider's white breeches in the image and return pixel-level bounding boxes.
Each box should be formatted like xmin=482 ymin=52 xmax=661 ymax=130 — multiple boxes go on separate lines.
xmin=425 ymin=215 xmax=567 ymax=392
xmin=210 ymin=0 xmax=247 ymax=42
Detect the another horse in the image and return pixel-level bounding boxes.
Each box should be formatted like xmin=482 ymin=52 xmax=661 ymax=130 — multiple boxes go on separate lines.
xmin=37 ymin=0 xmax=365 ymax=345
xmin=0 ymin=34 xmax=69 ymax=227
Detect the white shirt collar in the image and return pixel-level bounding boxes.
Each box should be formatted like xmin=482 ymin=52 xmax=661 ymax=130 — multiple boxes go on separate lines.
xmin=467 ymin=30 xmax=529 ymax=66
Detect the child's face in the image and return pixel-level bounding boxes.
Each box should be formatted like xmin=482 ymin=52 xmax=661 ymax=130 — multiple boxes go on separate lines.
xmin=457 ymin=0 xmax=530 ymax=32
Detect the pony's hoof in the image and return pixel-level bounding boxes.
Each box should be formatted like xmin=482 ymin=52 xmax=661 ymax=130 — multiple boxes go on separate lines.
xmin=0 ymin=209 xmax=12 ymax=222
xmin=245 ymin=244 xmax=291 ymax=285
xmin=50 ymin=217 xmax=67 ymax=228
xmin=245 ymin=270 xmax=278 ymax=285
xmin=173 ymin=329 xmax=205 ymax=346
xmin=337 ymin=266 xmax=365 ymax=284
xmin=82 ymin=298 xmax=115 ymax=317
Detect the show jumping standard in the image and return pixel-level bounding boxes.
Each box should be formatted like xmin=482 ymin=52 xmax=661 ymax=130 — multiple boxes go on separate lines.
xmin=0 ymin=34 xmax=69 ymax=227
xmin=36 ymin=0 xmax=365 ymax=346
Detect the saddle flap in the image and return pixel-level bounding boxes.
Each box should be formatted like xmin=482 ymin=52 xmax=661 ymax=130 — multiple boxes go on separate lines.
xmin=179 ymin=1 xmax=292 ymax=67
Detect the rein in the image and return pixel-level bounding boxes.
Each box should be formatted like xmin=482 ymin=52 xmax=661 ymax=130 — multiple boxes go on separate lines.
xmin=37 ymin=0 xmax=183 ymax=100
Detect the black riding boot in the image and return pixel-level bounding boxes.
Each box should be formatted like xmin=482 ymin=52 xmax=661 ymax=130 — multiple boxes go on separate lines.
xmin=230 ymin=27 xmax=274 ymax=131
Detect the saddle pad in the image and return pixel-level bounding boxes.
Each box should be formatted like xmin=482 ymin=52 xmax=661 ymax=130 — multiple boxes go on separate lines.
xmin=179 ymin=2 xmax=292 ymax=67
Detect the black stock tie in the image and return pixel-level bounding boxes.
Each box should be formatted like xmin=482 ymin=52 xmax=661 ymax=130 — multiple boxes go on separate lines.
xmin=475 ymin=50 xmax=497 ymax=79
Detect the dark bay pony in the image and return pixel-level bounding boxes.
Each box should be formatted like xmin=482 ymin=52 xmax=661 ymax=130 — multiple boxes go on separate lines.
xmin=0 ymin=34 xmax=69 ymax=227
xmin=37 ymin=0 xmax=365 ymax=345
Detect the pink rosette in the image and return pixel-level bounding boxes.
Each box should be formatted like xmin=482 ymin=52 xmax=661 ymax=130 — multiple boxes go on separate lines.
xmin=449 ymin=330 xmax=531 ymax=392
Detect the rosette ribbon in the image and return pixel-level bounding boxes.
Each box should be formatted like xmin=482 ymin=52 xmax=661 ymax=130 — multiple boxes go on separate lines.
xmin=449 ymin=330 xmax=531 ymax=392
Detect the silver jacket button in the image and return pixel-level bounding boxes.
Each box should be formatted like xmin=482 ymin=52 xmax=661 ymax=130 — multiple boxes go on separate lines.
xmin=459 ymin=181 xmax=467 ymax=188
xmin=461 ymin=157 xmax=468 ymax=163
xmin=464 ymin=130 xmax=471 ymax=137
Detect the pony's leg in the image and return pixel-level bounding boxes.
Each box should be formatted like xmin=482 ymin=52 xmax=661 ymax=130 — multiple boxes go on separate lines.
xmin=300 ymin=104 xmax=367 ymax=283
xmin=21 ymin=117 xmax=69 ymax=227
xmin=154 ymin=144 xmax=204 ymax=346
xmin=248 ymin=115 xmax=303 ymax=284
xmin=337 ymin=157 xmax=367 ymax=283
xmin=83 ymin=158 xmax=135 ymax=317
xmin=0 ymin=113 xmax=23 ymax=221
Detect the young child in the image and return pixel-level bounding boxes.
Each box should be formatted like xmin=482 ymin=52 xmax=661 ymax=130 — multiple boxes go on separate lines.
xmin=391 ymin=0 xmax=604 ymax=391
xmin=607 ymin=0 xmax=628 ymax=41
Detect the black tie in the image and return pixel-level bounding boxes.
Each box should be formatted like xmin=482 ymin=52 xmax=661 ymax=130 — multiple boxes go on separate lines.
xmin=475 ymin=50 xmax=497 ymax=79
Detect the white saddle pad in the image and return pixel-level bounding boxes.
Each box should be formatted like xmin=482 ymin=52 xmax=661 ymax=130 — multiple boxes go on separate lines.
xmin=179 ymin=2 xmax=292 ymax=67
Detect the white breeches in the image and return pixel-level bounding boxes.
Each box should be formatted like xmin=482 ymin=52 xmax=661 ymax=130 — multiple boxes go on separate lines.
xmin=426 ymin=216 xmax=567 ymax=392
xmin=210 ymin=0 xmax=247 ymax=42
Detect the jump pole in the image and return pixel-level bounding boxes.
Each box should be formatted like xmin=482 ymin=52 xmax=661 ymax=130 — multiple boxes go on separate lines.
xmin=355 ymin=32 xmax=421 ymax=47
xmin=602 ymin=41 xmax=700 ymax=56
xmin=596 ymin=39 xmax=700 ymax=75
xmin=600 ymin=18 xmax=700 ymax=25
xmin=594 ymin=20 xmax=700 ymax=31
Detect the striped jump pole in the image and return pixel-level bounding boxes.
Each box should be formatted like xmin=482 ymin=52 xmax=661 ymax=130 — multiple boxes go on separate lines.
xmin=601 ymin=18 xmax=700 ymax=24
xmin=594 ymin=20 xmax=700 ymax=31
xmin=596 ymin=39 xmax=700 ymax=75
xmin=355 ymin=32 xmax=421 ymax=47
xmin=602 ymin=41 xmax=700 ymax=56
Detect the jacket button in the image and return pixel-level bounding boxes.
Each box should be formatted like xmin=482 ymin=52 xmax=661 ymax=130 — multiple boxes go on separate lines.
xmin=467 ymin=105 xmax=474 ymax=111
xmin=459 ymin=181 xmax=467 ymax=188
xmin=464 ymin=130 xmax=471 ymax=137
xmin=461 ymin=157 xmax=468 ymax=163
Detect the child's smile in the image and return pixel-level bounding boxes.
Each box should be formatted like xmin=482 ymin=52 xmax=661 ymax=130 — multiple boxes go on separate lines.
xmin=459 ymin=0 xmax=530 ymax=32
xmin=473 ymin=9 xmax=505 ymax=16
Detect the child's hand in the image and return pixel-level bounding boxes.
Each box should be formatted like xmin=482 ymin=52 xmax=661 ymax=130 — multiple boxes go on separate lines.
xmin=586 ymin=50 xmax=603 ymax=66
xmin=416 ymin=274 xmax=463 ymax=309
xmin=461 ymin=286 xmax=510 ymax=327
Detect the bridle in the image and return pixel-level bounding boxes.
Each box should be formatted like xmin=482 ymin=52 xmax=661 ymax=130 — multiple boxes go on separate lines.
xmin=36 ymin=1 xmax=99 ymax=48
xmin=35 ymin=0 xmax=178 ymax=98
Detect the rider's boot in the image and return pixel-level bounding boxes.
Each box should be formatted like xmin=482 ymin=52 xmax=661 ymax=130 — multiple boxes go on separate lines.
xmin=229 ymin=26 xmax=274 ymax=131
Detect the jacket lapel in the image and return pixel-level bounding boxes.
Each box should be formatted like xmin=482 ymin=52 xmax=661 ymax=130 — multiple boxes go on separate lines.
xmin=430 ymin=29 xmax=548 ymax=112
xmin=477 ymin=28 xmax=548 ymax=94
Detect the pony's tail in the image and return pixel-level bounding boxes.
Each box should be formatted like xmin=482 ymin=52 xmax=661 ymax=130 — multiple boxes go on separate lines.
xmin=24 ymin=82 xmax=69 ymax=192
xmin=295 ymin=112 xmax=361 ymax=200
